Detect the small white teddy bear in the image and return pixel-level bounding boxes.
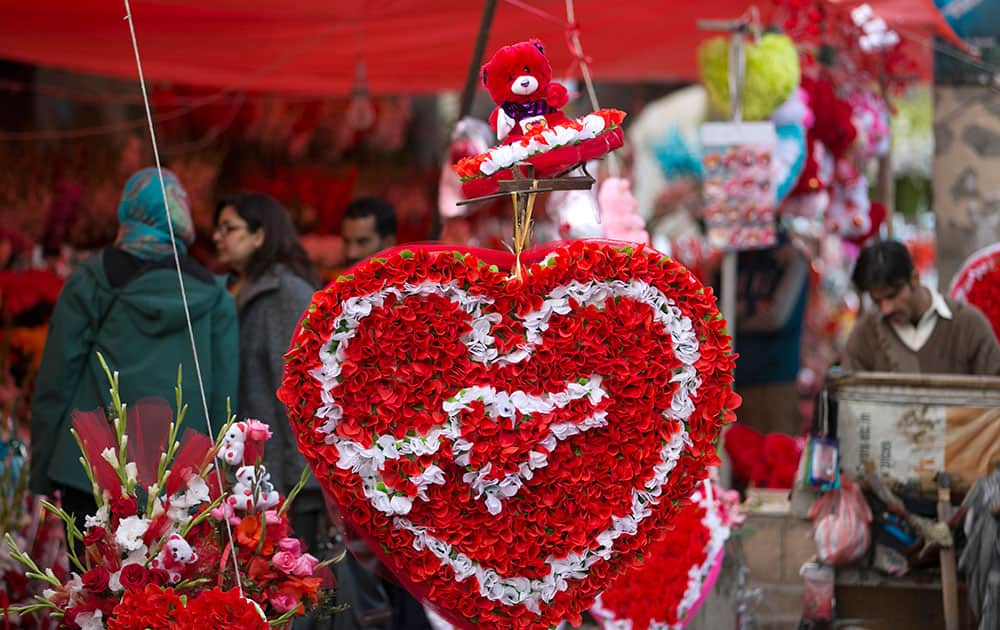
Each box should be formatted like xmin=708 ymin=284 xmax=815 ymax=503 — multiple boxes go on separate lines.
xmin=150 ymin=533 xmax=198 ymax=583
xmin=228 ymin=465 xmax=281 ymax=512
xmin=219 ymin=423 xmax=247 ymax=466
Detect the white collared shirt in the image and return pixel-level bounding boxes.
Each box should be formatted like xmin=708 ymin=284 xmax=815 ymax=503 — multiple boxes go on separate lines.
xmin=890 ymin=288 xmax=952 ymax=352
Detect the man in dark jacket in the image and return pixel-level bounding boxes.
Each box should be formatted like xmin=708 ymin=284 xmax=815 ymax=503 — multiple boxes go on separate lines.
xmin=30 ymin=168 xmax=238 ymax=520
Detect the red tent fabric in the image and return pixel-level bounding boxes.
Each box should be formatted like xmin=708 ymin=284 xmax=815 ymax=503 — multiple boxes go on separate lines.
xmin=0 ymin=0 xmax=958 ymax=95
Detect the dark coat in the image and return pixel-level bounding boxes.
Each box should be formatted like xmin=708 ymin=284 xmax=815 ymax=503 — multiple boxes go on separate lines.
xmin=235 ymin=264 xmax=318 ymax=500
xmin=31 ymin=248 xmax=238 ymax=494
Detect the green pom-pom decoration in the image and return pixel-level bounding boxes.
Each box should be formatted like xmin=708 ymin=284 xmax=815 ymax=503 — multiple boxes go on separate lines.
xmin=698 ymin=33 xmax=801 ymax=121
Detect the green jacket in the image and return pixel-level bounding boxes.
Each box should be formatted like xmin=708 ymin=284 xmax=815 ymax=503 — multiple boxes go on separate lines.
xmin=30 ymin=249 xmax=238 ymax=495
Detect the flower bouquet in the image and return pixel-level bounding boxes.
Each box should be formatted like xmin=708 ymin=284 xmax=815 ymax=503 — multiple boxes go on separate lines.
xmin=3 ymin=356 xmax=335 ymax=629
xmin=1 ymin=414 xmax=68 ymax=629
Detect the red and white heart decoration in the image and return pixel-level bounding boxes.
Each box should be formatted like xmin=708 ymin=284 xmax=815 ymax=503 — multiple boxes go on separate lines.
xmin=279 ymin=240 xmax=738 ymax=629
xmin=590 ymin=481 xmax=740 ymax=630
xmin=949 ymin=242 xmax=1000 ymax=342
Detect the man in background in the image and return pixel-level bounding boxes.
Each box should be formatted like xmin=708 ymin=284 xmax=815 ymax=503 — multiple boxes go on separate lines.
xmin=333 ymin=196 xmax=431 ymax=630
xmin=340 ymin=197 xmax=397 ymax=268
xmin=723 ymin=232 xmax=810 ymax=436
xmin=844 ymin=239 xmax=1000 ymax=375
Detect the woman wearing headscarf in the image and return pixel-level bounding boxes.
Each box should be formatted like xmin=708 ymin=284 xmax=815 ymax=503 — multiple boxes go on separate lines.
xmin=31 ymin=168 xmax=238 ymax=521
xmin=212 ymin=192 xmax=322 ymax=549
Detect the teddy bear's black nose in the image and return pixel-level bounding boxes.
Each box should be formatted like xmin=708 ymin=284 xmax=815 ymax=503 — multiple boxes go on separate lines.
xmin=520 ymin=79 xmax=530 ymax=87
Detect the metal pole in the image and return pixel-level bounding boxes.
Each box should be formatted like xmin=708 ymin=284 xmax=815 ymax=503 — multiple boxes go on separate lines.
xmin=458 ymin=0 xmax=498 ymax=120
xmin=721 ymin=251 xmax=738 ymax=343
xmin=877 ymin=52 xmax=895 ymax=239
xmin=937 ymin=473 xmax=960 ymax=630
xmin=720 ymin=23 xmax=747 ymax=342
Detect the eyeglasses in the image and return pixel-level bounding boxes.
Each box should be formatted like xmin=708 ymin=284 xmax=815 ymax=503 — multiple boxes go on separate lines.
xmin=213 ymin=222 xmax=247 ymax=236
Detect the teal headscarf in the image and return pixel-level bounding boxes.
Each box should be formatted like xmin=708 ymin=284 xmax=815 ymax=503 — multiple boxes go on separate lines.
xmin=115 ymin=167 xmax=194 ymax=260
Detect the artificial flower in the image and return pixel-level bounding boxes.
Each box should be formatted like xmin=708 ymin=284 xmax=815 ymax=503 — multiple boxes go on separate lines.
xmin=453 ymin=110 xmax=626 ymax=182
xmin=279 ymin=241 xmax=736 ymax=629
xmin=950 ymin=244 xmax=1000 ymax=341
xmin=81 ymin=567 xmax=111 ymax=593
xmin=114 ymin=516 xmax=150 ymax=552
xmin=82 ymin=527 xmax=106 ymax=547
xmin=119 ymin=563 xmax=148 ymax=591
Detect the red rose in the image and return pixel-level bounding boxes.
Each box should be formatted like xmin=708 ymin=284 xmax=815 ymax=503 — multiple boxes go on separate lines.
xmin=83 ymin=526 xmax=107 ymax=546
xmin=110 ymin=496 xmax=138 ymax=519
xmin=147 ymin=568 xmax=170 ymax=587
xmin=81 ymin=566 xmax=111 ymax=593
xmin=119 ymin=563 xmax=148 ymax=591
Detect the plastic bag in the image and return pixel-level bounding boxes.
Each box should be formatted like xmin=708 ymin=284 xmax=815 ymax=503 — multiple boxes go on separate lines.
xmin=800 ymin=562 xmax=835 ymax=621
xmin=808 ymin=479 xmax=873 ymax=565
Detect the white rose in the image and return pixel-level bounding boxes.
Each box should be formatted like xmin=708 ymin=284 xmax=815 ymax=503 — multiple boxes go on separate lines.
xmin=115 ymin=516 xmax=151 ymax=552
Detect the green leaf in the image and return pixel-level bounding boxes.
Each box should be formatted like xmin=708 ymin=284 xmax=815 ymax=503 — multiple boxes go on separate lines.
xmin=489 ymin=264 xmax=499 ymax=273
xmin=373 ymin=257 xmax=387 ymax=264
xmin=453 ymin=251 xmax=467 ymax=262
xmin=399 ymin=250 xmax=415 ymax=260
xmin=573 ymin=446 xmax=583 ymax=457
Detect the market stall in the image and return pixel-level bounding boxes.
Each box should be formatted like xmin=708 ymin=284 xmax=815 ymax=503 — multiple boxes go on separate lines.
xmin=0 ymin=1 xmax=985 ymax=629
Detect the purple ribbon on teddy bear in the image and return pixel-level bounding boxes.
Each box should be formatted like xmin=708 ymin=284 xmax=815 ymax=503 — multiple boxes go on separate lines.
xmin=500 ymin=100 xmax=561 ymax=123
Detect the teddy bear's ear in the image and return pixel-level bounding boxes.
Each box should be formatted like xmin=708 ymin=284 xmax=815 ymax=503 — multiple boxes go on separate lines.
xmin=530 ymin=39 xmax=544 ymax=55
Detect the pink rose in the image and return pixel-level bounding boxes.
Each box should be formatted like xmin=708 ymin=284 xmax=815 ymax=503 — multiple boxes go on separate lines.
xmin=269 ymin=592 xmax=299 ymax=613
xmin=272 ymin=551 xmax=298 ymax=574
xmin=276 ymin=538 xmax=302 ymax=556
xmin=244 ymin=420 xmax=272 ymax=442
xmin=210 ymin=502 xmax=242 ymax=526
xmin=291 ymin=553 xmax=319 ymax=577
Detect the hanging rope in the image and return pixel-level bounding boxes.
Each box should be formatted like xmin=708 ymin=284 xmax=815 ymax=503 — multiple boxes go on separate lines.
xmin=564 ymin=0 xmax=620 ymax=177
xmin=122 ymin=0 xmax=244 ymax=597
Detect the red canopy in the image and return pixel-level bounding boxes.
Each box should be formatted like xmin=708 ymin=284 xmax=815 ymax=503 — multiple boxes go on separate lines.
xmin=0 ymin=0 xmax=958 ymax=95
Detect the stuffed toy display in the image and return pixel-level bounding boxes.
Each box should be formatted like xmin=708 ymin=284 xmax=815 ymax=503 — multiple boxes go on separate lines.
xmin=598 ymin=178 xmax=650 ymax=245
xmin=452 ymin=40 xmax=626 ymax=198
xmin=439 ymin=117 xmax=497 ymax=220
xmin=482 ymin=40 xmax=571 ymax=144
xmin=781 ymin=75 xmax=885 ymax=242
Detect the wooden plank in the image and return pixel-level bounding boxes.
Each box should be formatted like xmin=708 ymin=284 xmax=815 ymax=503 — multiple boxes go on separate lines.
xmin=827 ymin=371 xmax=1000 ymax=392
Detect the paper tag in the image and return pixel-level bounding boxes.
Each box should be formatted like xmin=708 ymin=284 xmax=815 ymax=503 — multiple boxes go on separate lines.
xmin=699 ymin=121 xmax=778 ymax=252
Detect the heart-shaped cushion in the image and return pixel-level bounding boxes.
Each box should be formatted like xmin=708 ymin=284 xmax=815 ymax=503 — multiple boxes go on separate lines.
xmin=698 ymin=33 xmax=800 ymax=122
xmin=279 ymin=240 xmax=738 ymax=629
xmin=590 ymin=483 xmax=732 ymax=629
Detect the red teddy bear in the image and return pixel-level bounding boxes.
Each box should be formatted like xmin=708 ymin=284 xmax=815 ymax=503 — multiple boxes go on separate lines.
xmin=481 ymin=39 xmax=570 ymax=144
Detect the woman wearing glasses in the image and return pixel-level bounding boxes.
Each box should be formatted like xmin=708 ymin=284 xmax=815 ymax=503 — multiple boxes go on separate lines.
xmin=213 ymin=193 xmax=324 ymax=551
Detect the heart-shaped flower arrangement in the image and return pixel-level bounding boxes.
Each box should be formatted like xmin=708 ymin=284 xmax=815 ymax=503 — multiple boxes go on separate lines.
xmin=590 ymin=483 xmax=737 ymax=630
xmin=279 ymin=240 xmax=738 ymax=629
xmin=950 ymin=242 xmax=1000 ymax=341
